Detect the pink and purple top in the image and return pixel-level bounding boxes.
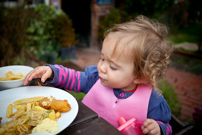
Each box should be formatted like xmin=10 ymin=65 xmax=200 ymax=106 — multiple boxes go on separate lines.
xmin=46 ymin=64 xmax=172 ymax=135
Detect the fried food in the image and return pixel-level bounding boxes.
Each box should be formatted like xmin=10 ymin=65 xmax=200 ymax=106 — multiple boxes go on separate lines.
xmin=13 ymin=96 xmax=44 ymax=104
xmin=38 ymin=97 xmax=52 ymax=109
xmin=39 ymin=96 xmax=71 ymax=112
xmin=1 ymin=96 xmax=69 ymax=135
xmin=6 ymin=104 xmax=12 ymax=118
xmin=0 ymin=71 xmax=25 ymax=81
xmin=1 ymin=96 xmax=67 ymax=135
xmin=51 ymin=99 xmax=71 ymax=112
xmin=0 ymin=127 xmax=6 ymax=135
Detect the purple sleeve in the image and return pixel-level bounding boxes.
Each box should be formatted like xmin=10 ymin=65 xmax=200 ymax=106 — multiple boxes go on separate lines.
xmin=157 ymin=121 xmax=172 ymax=135
xmin=45 ymin=64 xmax=99 ymax=94
xmin=148 ymin=90 xmax=172 ymax=135
xmin=46 ymin=64 xmax=81 ymax=93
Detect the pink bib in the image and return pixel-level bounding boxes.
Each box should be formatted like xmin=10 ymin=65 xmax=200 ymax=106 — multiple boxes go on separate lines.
xmin=82 ymin=79 xmax=152 ymax=128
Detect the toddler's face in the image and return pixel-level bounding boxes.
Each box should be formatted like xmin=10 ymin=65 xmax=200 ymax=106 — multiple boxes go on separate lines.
xmin=97 ymin=35 xmax=137 ymax=91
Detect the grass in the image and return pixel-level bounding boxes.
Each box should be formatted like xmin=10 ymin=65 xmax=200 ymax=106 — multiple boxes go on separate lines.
xmin=169 ymin=23 xmax=202 ymax=44
xmin=171 ymin=56 xmax=202 ymax=76
xmin=158 ymin=80 xmax=181 ymax=117
xmin=66 ymin=90 xmax=86 ymax=100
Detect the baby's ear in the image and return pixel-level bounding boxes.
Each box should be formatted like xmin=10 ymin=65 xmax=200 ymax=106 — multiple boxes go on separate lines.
xmin=133 ymin=79 xmax=142 ymax=84
xmin=133 ymin=77 xmax=148 ymax=84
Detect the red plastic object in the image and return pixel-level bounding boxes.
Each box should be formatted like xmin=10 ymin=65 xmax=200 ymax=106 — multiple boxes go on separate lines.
xmin=117 ymin=117 xmax=144 ymax=135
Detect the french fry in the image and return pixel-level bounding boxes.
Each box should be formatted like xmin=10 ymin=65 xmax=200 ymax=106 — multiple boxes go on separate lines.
xmin=3 ymin=119 xmax=15 ymax=130
xmin=6 ymin=71 xmax=15 ymax=76
xmin=13 ymin=96 xmax=45 ymax=104
xmin=10 ymin=106 xmax=26 ymax=117
xmin=6 ymin=104 xmax=12 ymax=118
xmin=26 ymin=103 xmax=32 ymax=112
xmin=0 ymin=77 xmax=7 ymax=81
xmin=34 ymin=106 xmax=48 ymax=111
xmin=4 ymin=132 xmax=13 ymax=135
xmin=0 ymin=71 xmax=25 ymax=81
xmin=13 ymin=105 xmax=25 ymax=110
xmin=55 ymin=111 xmax=61 ymax=119
xmin=35 ymin=101 xmax=39 ymax=106
xmin=16 ymin=72 xmax=24 ymax=77
xmin=49 ymin=110 xmax=56 ymax=120
xmin=12 ymin=109 xmax=25 ymax=119
xmin=0 ymin=127 xmax=6 ymax=135
xmin=30 ymin=101 xmax=37 ymax=106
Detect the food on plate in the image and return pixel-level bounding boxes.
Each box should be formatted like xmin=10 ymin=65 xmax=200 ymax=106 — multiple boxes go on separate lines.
xmin=51 ymin=98 xmax=71 ymax=112
xmin=39 ymin=96 xmax=71 ymax=112
xmin=32 ymin=118 xmax=59 ymax=133
xmin=38 ymin=96 xmax=52 ymax=109
xmin=13 ymin=104 xmax=26 ymax=110
xmin=13 ymin=96 xmax=44 ymax=104
xmin=0 ymin=96 xmax=71 ymax=135
xmin=6 ymin=104 xmax=12 ymax=118
xmin=0 ymin=71 xmax=25 ymax=81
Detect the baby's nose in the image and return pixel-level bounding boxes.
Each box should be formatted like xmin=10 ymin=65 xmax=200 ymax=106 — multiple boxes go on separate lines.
xmin=100 ymin=63 xmax=107 ymax=74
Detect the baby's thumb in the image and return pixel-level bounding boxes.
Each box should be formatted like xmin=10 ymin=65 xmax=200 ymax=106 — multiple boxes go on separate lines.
xmin=41 ymin=70 xmax=51 ymax=82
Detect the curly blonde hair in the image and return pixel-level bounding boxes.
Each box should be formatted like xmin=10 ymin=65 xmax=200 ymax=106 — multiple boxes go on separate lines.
xmin=105 ymin=15 xmax=173 ymax=91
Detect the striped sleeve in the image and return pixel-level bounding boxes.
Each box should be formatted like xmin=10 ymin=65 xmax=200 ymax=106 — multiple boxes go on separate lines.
xmin=157 ymin=121 xmax=172 ymax=135
xmin=46 ymin=64 xmax=81 ymax=93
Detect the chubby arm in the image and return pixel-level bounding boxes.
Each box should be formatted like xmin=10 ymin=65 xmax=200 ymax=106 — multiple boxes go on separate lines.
xmin=47 ymin=64 xmax=81 ymax=92
xmin=46 ymin=64 xmax=99 ymax=94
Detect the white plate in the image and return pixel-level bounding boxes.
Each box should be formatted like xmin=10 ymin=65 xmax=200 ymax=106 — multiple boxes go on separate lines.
xmin=0 ymin=86 xmax=79 ymax=135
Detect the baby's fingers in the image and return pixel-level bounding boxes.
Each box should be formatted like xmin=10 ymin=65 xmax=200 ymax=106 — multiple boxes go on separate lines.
xmin=24 ymin=67 xmax=45 ymax=84
xmin=24 ymin=69 xmax=35 ymax=85
xmin=41 ymin=69 xmax=52 ymax=82
xmin=24 ymin=66 xmax=52 ymax=85
xmin=142 ymin=119 xmax=160 ymax=135
xmin=29 ymin=68 xmax=45 ymax=80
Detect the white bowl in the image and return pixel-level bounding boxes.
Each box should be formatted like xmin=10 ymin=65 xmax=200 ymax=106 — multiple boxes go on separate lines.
xmin=0 ymin=65 xmax=34 ymax=90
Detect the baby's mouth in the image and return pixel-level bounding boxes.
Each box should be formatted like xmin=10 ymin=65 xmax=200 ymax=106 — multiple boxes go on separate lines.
xmin=99 ymin=76 xmax=106 ymax=81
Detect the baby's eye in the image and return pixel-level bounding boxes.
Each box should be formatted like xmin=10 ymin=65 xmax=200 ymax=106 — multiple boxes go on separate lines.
xmin=110 ymin=66 xmax=117 ymax=70
xmin=100 ymin=58 xmax=105 ymax=61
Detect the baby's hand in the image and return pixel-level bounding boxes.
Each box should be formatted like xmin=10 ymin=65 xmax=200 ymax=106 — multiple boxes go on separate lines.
xmin=141 ymin=118 xmax=161 ymax=135
xmin=24 ymin=66 xmax=53 ymax=85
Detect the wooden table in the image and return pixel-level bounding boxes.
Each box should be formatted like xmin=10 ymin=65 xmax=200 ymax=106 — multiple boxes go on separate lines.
xmin=59 ymin=101 xmax=123 ymax=135
xmin=28 ymin=79 xmax=123 ymax=135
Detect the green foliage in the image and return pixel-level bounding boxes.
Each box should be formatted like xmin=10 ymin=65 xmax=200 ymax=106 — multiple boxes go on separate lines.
xmin=66 ymin=90 xmax=86 ymax=100
xmin=25 ymin=4 xmax=77 ymax=63
xmin=53 ymin=10 xmax=78 ymax=47
xmin=0 ymin=4 xmax=77 ymax=65
xmin=158 ymin=80 xmax=181 ymax=117
xmin=169 ymin=23 xmax=202 ymax=44
xmin=26 ymin=4 xmax=60 ymax=63
xmin=98 ymin=8 xmax=124 ymax=39
xmin=0 ymin=6 xmax=33 ymax=66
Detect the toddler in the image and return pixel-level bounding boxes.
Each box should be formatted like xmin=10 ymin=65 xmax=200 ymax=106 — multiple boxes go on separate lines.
xmin=24 ymin=15 xmax=173 ymax=135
